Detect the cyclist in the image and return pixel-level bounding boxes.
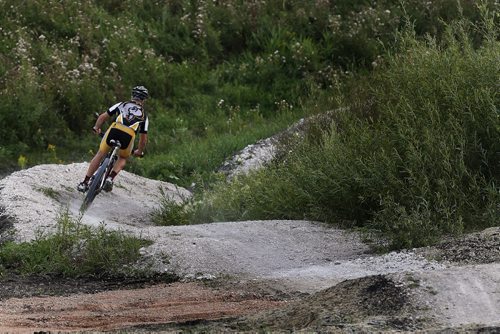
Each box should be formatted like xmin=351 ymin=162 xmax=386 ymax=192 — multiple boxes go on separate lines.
xmin=77 ymin=85 xmax=149 ymax=193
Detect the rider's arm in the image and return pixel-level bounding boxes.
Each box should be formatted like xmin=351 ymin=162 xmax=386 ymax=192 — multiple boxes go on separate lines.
xmin=134 ymin=133 xmax=148 ymax=156
xmin=93 ymin=112 xmax=110 ymax=134
xmin=134 ymin=116 xmax=148 ymax=156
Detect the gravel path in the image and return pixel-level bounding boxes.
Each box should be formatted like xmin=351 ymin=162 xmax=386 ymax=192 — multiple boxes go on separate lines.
xmin=412 ymin=263 xmax=500 ymax=328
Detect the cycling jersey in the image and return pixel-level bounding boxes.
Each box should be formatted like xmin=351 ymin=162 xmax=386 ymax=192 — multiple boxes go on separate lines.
xmin=99 ymin=100 xmax=149 ymax=158
xmin=107 ymin=101 xmax=149 ymax=134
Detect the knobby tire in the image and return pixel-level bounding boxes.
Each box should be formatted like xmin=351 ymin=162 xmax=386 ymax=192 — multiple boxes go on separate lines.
xmin=80 ymin=157 xmax=110 ymax=212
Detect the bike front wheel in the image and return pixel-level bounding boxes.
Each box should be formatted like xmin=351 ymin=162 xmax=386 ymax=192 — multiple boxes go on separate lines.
xmin=80 ymin=157 xmax=110 ymax=212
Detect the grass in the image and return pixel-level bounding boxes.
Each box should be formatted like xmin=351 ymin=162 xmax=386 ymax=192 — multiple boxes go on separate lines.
xmin=131 ymin=106 xmax=304 ymax=187
xmin=151 ymin=188 xmax=192 ymax=226
xmin=35 ymin=187 xmax=61 ymax=201
xmin=1 ymin=0 xmax=496 ymax=186
xmin=0 ymin=210 xmax=152 ymax=278
xmin=180 ymin=16 xmax=500 ymax=249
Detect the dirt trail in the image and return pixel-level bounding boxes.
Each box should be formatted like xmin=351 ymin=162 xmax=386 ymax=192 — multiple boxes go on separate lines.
xmin=0 ymin=163 xmax=499 ymax=332
xmin=414 ymin=263 xmax=500 ymax=327
xmin=0 ymin=282 xmax=284 ymax=333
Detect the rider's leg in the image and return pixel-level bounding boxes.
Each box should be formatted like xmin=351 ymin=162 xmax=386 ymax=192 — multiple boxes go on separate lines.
xmin=77 ymin=150 xmax=107 ymax=192
xmin=108 ymin=136 xmax=133 ymax=180
xmin=82 ymin=126 xmax=113 ymax=183
xmin=110 ymin=156 xmax=127 ymax=179
xmin=84 ymin=151 xmax=107 ymax=182
xmin=103 ymin=156 xmax=126 ymax=192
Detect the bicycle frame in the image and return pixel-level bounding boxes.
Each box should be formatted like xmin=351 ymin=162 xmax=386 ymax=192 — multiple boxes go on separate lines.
xmin=80 ymin=139 xmax=122 ymax=212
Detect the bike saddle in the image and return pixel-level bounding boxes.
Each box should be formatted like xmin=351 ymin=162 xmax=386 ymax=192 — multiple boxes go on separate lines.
xmin=109 ymin=139 xmax=122 ymax=148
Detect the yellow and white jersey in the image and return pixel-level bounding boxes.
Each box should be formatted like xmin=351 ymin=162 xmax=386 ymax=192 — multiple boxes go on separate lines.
xmin=107 ymin=101 xmax=149 ymax=134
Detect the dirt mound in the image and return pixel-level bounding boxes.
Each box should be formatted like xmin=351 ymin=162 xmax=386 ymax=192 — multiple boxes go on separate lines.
xmin=152 ymin=261 xmax=500 ymax=333
xmin=0 ymin=163 xmax=190 ymax=242
xmin=237 ymin=275 xmax=416 ymax=332
xmin=424 ymin=227 xmax=500 ymax=264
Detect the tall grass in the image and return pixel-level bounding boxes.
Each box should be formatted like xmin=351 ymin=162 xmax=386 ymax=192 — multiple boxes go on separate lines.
xmin=0 ymin=211 xmax=151 ymax=277
xmin=189 ymin=16 xmax=499 ymax=249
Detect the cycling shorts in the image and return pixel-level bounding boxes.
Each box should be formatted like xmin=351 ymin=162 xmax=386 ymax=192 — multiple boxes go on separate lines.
xmin=99 ymin=122 xmax=135 ymax=158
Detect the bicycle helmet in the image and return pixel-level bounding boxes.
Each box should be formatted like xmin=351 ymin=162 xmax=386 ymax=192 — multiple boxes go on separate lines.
xmin=131 ymin=85 xmax=149 ymax=100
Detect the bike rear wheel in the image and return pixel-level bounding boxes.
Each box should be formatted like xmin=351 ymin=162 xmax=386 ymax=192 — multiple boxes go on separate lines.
xmin=80 ymin=157 xmax=110 ymax=212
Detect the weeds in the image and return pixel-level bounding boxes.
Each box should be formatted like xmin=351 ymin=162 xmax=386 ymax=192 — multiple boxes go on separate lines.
xmin=1 ymin=1 xmax=497 ymax=186
xmin=35 ymin=187 xmax=61 ymax=201
xmin=0 ymin=1 xmax=498 ymax=250
xmin=0 ymin=210 xmax=152 ymax=278
xmin=151 ymin=188 xmax=192 ymax=226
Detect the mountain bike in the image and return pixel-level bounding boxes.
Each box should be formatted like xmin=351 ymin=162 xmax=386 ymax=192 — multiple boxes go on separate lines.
xmin=80 ymin=138 xmax=122 ymax=212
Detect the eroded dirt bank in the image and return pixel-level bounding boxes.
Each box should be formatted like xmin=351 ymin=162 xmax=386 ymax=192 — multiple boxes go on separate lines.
xmin=0 ymin=164 xmax=499 ymax=332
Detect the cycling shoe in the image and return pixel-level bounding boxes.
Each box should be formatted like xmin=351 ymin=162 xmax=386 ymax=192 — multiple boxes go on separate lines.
xmin=103 ymin=177 xmax=113 ymax=192
xmin=77 ymin=181 xmax=89 ymax=193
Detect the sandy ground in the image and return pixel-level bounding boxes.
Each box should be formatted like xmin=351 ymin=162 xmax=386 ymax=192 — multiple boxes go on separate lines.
xmin=0 ymin=163 xmax=499 ymax=332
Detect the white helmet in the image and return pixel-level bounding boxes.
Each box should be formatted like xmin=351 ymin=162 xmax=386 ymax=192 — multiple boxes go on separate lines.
xmin=132 ymin=85 xmax=149 ymax=100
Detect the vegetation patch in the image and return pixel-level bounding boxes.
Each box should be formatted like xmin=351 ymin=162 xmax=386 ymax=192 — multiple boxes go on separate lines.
xmin=35 ymin=186 xmax=61 ymax=201
xmin=1 ymin=1 xmax=498 ymax=250
xmin=1 ymin=1 xmax=497 ymax=187
xmin=187 ymin=14 xmax=499 ymax=249
xmin=0 ymin=210 xmax=152 ymax=278
xmin=151 ymin=189 xmax=192 ymax=226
